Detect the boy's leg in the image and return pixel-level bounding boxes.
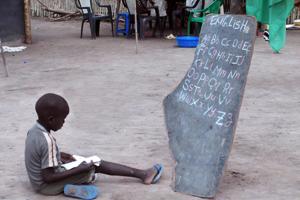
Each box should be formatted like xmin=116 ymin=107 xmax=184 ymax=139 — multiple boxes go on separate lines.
xmin=39 ymin=169 xmax=95 ymax=195
xmin=95 ymin=160 xmax=158 ymax=184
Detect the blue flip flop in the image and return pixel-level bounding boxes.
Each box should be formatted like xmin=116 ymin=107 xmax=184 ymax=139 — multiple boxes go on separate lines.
xmin=151 ymin=164 xmax=163 ymax=184
xmin=64 ymin=184 xmax=99 ymax=200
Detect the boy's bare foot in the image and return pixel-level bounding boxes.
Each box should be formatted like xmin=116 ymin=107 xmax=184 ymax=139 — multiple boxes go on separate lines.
xmin=143 ymin=167 xmax=157 ymax=184
xmin=143 ymin=164 xmax=163 ymax=184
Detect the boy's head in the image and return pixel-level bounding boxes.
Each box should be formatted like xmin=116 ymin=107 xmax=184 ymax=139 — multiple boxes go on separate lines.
xmin=35 ymin=93 xmax=69 ymax=131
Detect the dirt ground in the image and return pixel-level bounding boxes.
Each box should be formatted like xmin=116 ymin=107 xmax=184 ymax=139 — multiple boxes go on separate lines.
xmin=0 ymin=18 xmax=299 ymax=200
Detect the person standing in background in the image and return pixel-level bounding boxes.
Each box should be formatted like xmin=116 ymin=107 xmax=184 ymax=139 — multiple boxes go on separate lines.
xmin=246 ymin=0 xmax=294 ymax=53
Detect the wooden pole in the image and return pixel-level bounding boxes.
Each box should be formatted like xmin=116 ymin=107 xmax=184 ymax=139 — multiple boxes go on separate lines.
xmin=115 ymin=0 xmax=121 ymax=33
xmin=0 ymin=40 xmax=9 ymax=77
xmin=24 ymin=0 xmax=32 ymax=44
xmin=134 ymin=0 xmax=138 ymax=54
xmin=115 ymin=0 xmax=121 ymax=18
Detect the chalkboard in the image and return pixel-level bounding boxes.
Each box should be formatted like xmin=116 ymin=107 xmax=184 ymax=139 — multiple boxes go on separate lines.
xmin=0 ymin=0 xmax=25 ymax=41
xmin=163 ymin=15 xmax=256 ymax=198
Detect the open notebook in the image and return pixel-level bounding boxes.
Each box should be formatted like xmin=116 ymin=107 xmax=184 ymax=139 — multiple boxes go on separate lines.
xmin=61 ymin=155 xmax=101 ymax=170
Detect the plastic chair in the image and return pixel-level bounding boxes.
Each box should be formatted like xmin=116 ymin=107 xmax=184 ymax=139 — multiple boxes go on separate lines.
xmin=75 ymin=0 xmax=114 ymax=39
xmin=187 ymin=0 xmax=223 ymax=35
xmin=171 ymin=0 xmax=203 ymax=35
xmin=115 ymin=12 xmax=131 ymax=36
xmin=122 ymin=0 xmax=160 ymax=39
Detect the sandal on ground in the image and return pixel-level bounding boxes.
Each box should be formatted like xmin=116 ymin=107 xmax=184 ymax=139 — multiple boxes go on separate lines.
xmin=151 ymin=164 xmax=164 ymax=184
xmin=64 ymin=184 xmax=99 ymax=200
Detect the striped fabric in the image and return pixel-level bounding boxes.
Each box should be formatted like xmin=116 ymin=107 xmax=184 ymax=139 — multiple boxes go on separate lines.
xmin=42 ymin=131 xmax=59 ymax=167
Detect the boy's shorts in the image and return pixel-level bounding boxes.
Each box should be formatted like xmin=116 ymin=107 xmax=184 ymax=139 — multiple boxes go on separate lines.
xmin=39 ymin=168 xmax=96 ymax=195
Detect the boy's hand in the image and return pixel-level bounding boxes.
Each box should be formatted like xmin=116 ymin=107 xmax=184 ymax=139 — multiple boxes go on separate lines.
xmin=76 ymin=161 xmax=95 ymax=173
xmin=61 ymin=152 xmax=76 ymax=164
xmin=42 ymin=162 xmax=94 ymax=183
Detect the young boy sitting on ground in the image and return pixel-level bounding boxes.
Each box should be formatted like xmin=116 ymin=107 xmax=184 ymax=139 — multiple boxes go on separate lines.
xmin=25 ymin=93 xmax=163 ymax=195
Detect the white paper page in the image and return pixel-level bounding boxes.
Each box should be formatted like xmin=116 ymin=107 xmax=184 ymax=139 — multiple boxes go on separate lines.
xmin=61 ymin=155 xmax=101 ymax=170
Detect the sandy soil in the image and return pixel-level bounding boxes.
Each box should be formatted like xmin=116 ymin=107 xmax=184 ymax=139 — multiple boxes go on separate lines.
xmin=0 ymin=18 xmax=299 ymax=200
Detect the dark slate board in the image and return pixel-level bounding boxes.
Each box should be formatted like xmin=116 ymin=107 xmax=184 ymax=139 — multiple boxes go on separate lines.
xmin=163 ymin=15 xmax=256 ymax=198
xmin=0 ymin=0 xmax=25 ymax=41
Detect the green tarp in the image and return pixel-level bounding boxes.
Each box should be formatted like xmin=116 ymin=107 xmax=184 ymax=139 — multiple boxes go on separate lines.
xmin=246 ymin=0 xmax=294 ymax=52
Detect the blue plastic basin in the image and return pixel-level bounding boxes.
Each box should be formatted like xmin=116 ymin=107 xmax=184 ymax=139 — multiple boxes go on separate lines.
xmin=176 ymin=36 xmax=199 ymax=48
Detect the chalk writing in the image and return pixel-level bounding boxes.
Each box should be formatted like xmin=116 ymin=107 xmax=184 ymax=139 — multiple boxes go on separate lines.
xmin=210 ymin=15 xmax=250 ymax=33
xmin=175 ymin=16 xmax=253 ymax=128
